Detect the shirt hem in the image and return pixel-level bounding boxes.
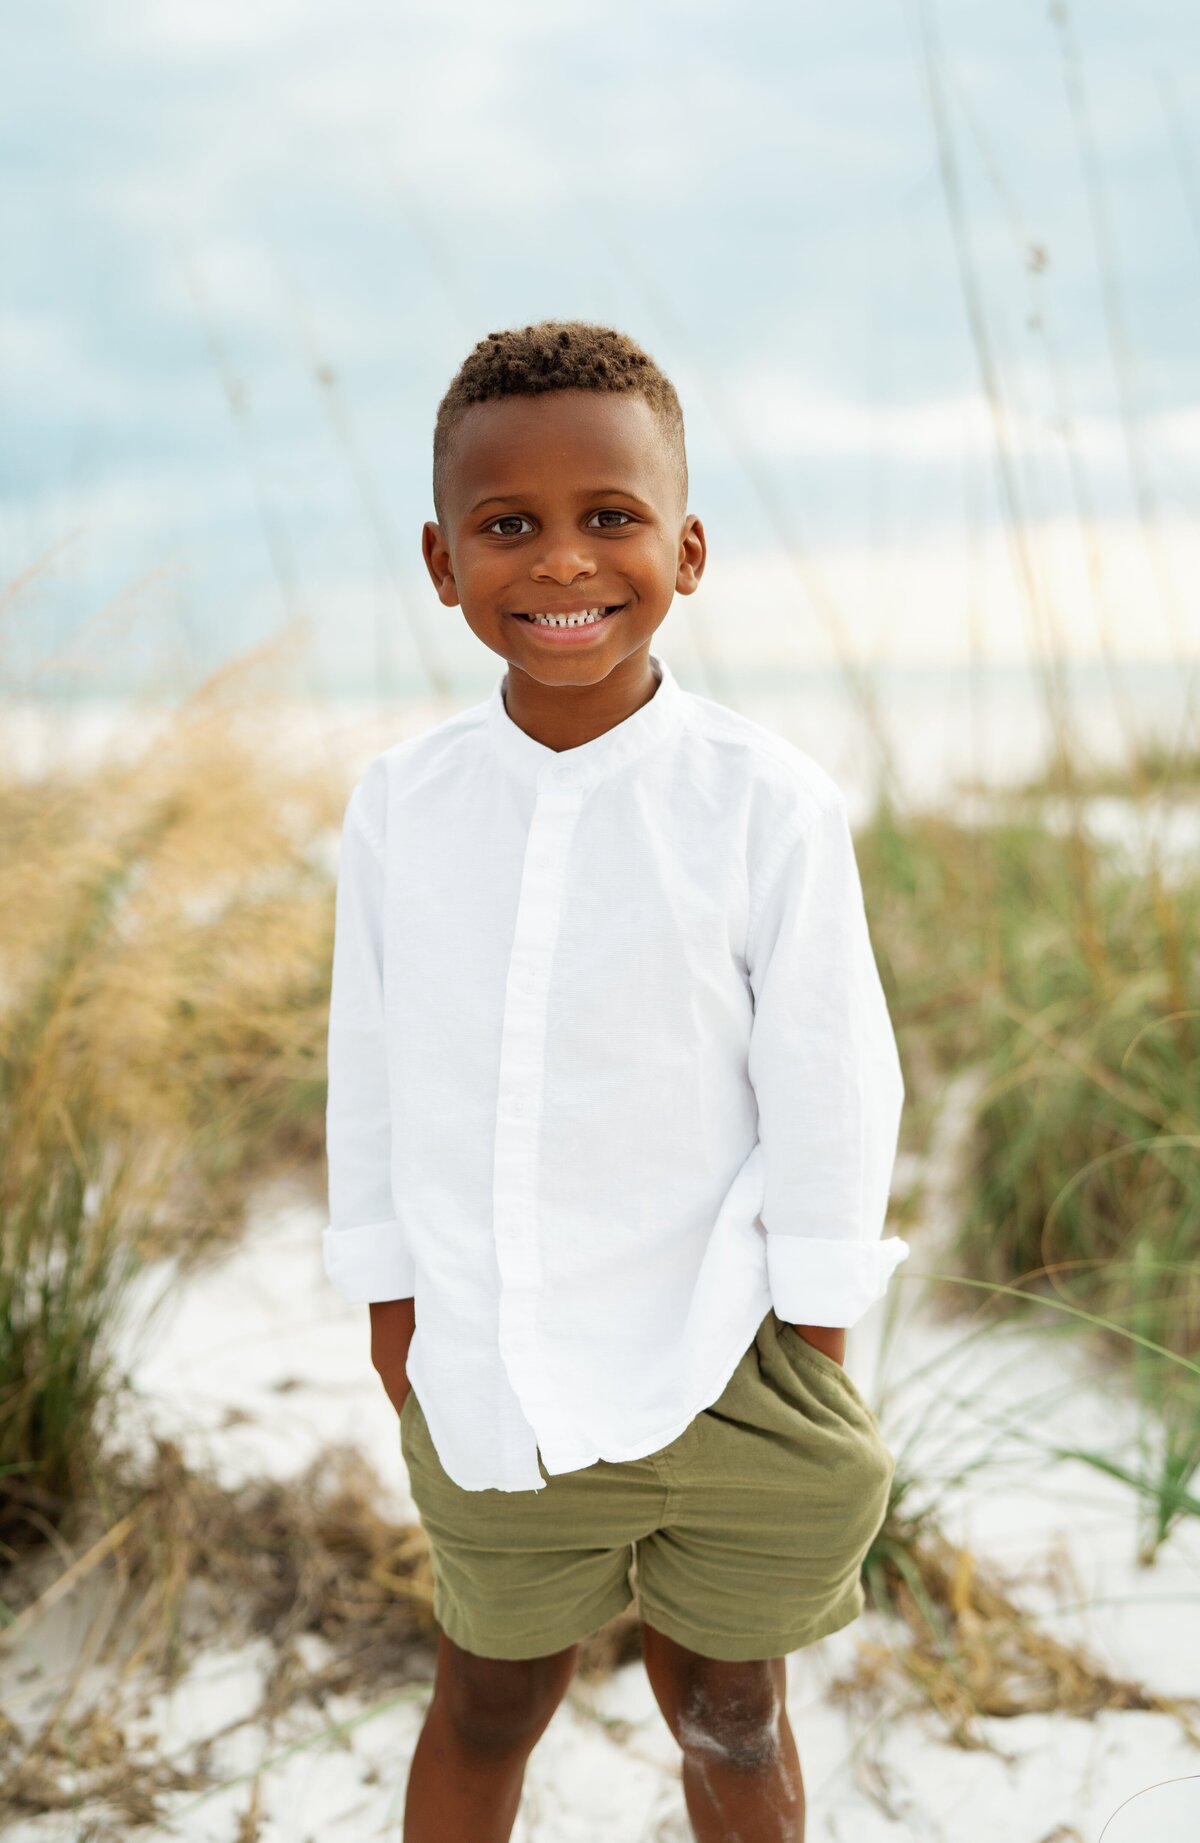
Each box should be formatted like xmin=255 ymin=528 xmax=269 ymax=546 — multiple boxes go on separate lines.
xmin=537 ymin=1306 xmax=768 ymax=1480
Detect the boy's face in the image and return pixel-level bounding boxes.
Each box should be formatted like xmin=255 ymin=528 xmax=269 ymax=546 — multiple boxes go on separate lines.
xmin=421 ymin=389 xmax=705 ymax=690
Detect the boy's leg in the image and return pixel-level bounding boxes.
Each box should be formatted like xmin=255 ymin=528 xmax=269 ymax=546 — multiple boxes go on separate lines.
xmin=403 ymin=1630 xmax=579 ymax=1843
xmin=641 ymin=1623 xmax=805 ymax=1842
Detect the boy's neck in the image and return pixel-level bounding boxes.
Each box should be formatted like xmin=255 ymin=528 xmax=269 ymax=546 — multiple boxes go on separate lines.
xmin=501 ymin=649 xmax=662 ymax=754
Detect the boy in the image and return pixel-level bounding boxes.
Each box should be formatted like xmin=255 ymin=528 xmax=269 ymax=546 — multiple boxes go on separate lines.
xmin=323 ymin=320 xmax=908 ymax=1843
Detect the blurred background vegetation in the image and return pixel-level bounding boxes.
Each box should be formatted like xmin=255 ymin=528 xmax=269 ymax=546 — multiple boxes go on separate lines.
xmin=1 ymin=0 xmax=1198 ymax=1826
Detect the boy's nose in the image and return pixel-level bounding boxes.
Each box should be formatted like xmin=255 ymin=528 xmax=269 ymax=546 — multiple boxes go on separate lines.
xmin=531 ymin=555 xmax=598 ymax=586
xmin=530 ymin=534 xmax=598 ymax=582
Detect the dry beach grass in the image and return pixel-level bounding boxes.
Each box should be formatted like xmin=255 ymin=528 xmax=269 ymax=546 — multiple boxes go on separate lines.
xmin=1 ymin=638 xmax=1197 ymax=1830
xmin=4 ymin=4 xmax=1199 ymax=1828
xmin=3 ymin=1429 xmax=1197 ymax=1834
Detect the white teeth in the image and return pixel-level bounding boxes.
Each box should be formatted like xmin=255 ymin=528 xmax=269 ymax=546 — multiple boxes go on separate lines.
xmin=527 ymin=607 xmax=607 ymax=627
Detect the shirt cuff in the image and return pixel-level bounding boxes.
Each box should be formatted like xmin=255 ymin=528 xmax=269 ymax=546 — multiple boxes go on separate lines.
xmin=766 ymin=1232 xmax=911 ymax=1328
xmin=323 ymin=1219 xmax=416 ymax=1304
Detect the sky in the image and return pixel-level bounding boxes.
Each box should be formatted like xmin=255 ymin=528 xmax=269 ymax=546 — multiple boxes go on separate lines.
xmin=2 ymin=0 xmax=1198 ymax=698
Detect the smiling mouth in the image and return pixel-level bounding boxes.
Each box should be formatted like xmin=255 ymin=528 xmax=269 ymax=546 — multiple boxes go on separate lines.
xmin=511 ymin=604 xmax=624 ymax=627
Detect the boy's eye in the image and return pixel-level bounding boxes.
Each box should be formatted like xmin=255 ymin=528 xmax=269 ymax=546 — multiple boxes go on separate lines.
xmin=483 ymin=510 xmax=634 ymax=537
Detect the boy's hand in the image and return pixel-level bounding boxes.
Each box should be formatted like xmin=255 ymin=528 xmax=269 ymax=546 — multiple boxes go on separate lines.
xmin=790 ymin=1323 xmax=846 ymax=1366
xmin=370 ymin=1297 xmax=416 ymax=1418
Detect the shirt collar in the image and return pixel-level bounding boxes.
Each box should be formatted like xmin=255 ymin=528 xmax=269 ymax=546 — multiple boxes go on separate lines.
xmin=485 ymin=653 xmax=686 ymax=795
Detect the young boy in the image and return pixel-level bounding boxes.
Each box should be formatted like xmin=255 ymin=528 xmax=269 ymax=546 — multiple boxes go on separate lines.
xmin=323 ymin=320 xmax=909 ymax=1843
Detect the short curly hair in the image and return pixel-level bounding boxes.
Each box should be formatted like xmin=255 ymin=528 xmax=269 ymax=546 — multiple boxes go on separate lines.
xmin=432 ymin=319 xmax=687 ymax=526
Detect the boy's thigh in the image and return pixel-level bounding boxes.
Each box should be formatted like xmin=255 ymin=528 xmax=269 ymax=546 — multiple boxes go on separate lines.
xmin=634 ymin=1310 xmax=895 ymax=1663
xmin=400 ymin=1385 xmax=667 ymax=1662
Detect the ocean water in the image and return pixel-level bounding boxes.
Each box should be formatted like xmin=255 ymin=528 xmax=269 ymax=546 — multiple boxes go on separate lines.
xmin=730 ymin=657 xmax=1195 ymax=813
xmin=4 ymin=658 xmax=1191 ymax=818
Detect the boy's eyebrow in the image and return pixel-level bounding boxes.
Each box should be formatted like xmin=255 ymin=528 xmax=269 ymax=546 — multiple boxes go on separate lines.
xmin=469 ymin=486 xmax=652 ymax=514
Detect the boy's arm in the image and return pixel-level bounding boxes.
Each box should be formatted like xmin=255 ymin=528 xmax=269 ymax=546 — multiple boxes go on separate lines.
xmin=324 ymin=778 xmax=417 ymax=1314
xmin=370 ymin=1298 xmax=415 ymax=1414
xmin=746 ymin=788 xmax=908 ymax=1355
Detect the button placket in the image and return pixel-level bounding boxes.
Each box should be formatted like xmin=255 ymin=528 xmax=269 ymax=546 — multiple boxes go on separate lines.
xmin=492 ymin=783 xmax=584 ymax=1465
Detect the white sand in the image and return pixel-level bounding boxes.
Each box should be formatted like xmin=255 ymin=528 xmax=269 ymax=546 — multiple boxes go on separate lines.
xmin=4 ymin=1142 xmax=1198 ymax=1840
xmin=2 ymin=699 xmax=1197 ymax=1834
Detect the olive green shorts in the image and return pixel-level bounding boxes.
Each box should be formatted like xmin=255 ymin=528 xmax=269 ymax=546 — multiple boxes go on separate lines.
xmin=399 ymin=1307 xmax=895 ymax=1663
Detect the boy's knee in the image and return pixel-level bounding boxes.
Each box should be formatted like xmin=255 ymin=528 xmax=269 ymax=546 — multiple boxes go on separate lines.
xmin=676 ymin=1666 xmax=785 ymax=1774
xmin=440 ymin=1637 xmax=579 ymax=1756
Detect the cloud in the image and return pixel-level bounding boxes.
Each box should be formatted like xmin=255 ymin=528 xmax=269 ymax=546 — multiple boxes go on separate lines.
xmin=716 ymin=371 xmax=1200 ymax=466
xmin=680 ymin=511 xmax=1199 ymax=666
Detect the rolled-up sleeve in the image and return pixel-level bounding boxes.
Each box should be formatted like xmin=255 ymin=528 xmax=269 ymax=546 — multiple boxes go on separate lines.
xmin=746 ymin=789 xmax=908 ymax=1328
xmin=323 ymin=777 xmax=416 ymax=1304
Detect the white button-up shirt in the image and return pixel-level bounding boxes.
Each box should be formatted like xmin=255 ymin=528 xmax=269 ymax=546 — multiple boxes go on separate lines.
xmin=323 ymin=654 xmax=908 ymax=1492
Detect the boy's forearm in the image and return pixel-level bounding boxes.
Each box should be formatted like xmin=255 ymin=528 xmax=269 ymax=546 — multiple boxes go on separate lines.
xmin=790 ymin=1323 xmax=846 ymax=1365
xmin=370 ymin=1297 xmax=415 ymax=1376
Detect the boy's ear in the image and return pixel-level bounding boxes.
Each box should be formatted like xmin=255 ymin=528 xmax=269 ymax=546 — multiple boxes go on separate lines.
xmin=421 ymin=521 xmax=461 ymax=607
xmin=675 ymin=514 xmax=706 ymax=597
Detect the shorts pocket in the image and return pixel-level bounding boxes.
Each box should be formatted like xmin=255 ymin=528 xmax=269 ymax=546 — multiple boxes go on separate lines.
xmin=774 ymin=1318 xmax=875 ymax=1421
xmin=774 ymin=1321 xmax=896 ymax=1529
